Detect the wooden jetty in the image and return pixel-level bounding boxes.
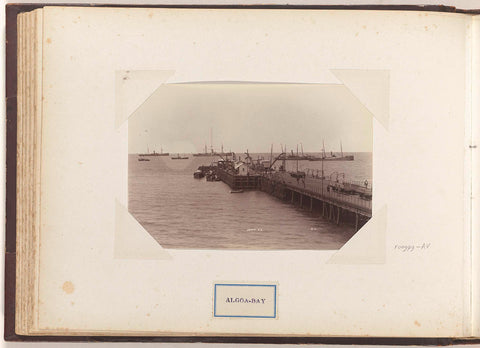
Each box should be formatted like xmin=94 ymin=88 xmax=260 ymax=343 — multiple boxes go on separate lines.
xmin=260 ymin=172 xmax=371 ymax=231
xmin=215 ymin=167 xmax=371 ymax=231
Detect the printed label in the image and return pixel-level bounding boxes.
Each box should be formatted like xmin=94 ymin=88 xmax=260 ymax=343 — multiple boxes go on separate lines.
xmin=213 ymin=283 xmax=277 ymax=318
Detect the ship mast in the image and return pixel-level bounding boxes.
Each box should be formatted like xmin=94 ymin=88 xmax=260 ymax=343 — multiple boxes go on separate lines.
xmin=210 ymin=128 xmax=213 ymax=154
xmin=270 ymin=144 xmax=273 ymax=168
xmin=340 ymin=141 xmax=343 ymax=157
xmin=144 ymin=129 xmax=149 ymax=154
xmin=296 ymin=144 xmax=299 ymax=172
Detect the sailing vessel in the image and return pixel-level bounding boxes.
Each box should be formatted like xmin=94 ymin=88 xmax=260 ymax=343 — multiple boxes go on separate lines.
xmin=218 ymin=144 xmax=233 ymax=157
xmin=308 ymin=141 xmax=354 ymax=161
xmin=171 ymin=154 xmax=189 ymax=160
xmin=193 ymin=144 xmax=214 ymax=157
xmin=281 ymin=144 xmax=312 ymax=160
xmin=290 ymin=144 xmax=306 ymax=178
xmin=192 ymin=129 xmax=232 ymax=157
xmin=139 ymin=146 xmax=169 ymax=157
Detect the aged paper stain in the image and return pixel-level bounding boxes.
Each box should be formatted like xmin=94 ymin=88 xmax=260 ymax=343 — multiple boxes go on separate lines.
xmin=62 ymin=281 xmax=74 ymax=294
xmin=414 ymin=320 xmax=421 ymax=327
xmin=46 ymin=38 xmax=52 ymax=44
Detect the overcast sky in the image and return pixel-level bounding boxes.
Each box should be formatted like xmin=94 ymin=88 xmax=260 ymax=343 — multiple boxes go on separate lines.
xmin=128 ymin=83 xmax=372 ymax=154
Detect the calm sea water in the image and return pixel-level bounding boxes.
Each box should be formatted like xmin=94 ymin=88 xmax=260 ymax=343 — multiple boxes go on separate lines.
xmin=128 ymin=152 xmax=372 ymax=250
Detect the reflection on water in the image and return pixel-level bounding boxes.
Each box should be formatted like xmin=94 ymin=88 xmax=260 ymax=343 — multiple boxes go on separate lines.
xmin=128 ymin=153 xmax=372 ymax=250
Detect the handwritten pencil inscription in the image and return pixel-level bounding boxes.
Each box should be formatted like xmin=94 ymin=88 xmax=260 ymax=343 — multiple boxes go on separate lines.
xmin=394 ymin=243 xmax=431 ymax=252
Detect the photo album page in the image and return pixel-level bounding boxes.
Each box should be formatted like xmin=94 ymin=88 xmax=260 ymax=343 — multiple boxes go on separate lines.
xmin=14 ymin=6 xmax=479 ymax=337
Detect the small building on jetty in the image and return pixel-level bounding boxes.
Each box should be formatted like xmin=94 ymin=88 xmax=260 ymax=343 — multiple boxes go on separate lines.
xmin=216 ymin=159 xmax=261 ymax=190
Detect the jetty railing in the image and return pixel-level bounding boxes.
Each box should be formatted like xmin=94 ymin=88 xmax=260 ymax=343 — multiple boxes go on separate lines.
xmin=262 ymin=172 xmax=372 ymax=217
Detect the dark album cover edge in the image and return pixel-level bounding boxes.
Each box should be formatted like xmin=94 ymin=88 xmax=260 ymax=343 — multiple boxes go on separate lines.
xmin=4 ymin=3 xmax=480 ymax=343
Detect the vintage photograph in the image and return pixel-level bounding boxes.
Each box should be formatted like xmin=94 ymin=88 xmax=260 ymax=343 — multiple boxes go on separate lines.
xmin=128 ymin=83 xmax=372 ymax=250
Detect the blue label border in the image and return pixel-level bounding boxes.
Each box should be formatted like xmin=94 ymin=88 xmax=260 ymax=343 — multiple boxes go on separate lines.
xmin=213 ymin=283 xmax=277 ymax=318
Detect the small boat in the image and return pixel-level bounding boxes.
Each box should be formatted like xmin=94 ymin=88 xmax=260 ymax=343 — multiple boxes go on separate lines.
xmin=230 ymin=189 xmax=244 ymax=193
xmin=193 ymin=170 xmax=205 ymax=179
xmin=206 ymin=171 xmax=220 ymax=181
xmin=138 ymin=158 xmax=150 ymax=161
xmin=171 ymin=154 xmax=189 ymax=160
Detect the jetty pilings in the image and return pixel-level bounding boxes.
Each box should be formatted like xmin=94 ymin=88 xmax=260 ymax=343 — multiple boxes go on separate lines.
xmin=258 ymin=172 xmax=371 ymax=231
